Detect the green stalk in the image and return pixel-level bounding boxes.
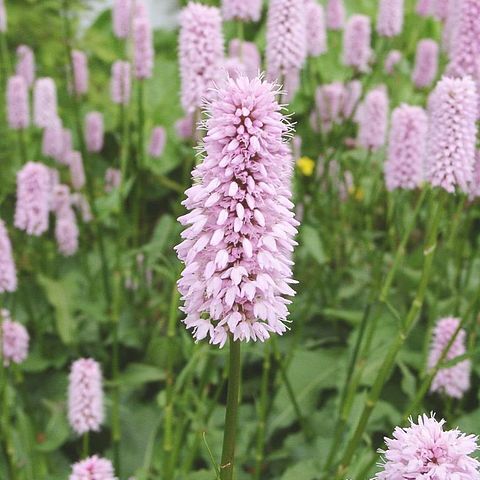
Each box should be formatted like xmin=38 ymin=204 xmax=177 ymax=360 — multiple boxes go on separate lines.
xmin=324 ymin=302 xmax=373 ymax=471
xmin=237 ymin=21 xmax=244 ymax=61
xmin=17 ymin=129 xmax=28 ymax=164
xmin=82 ymin=432 xmax=89 ymax=458
xmin=163 ymin=283 xmax=180 ymax=480
xmin=0 ymin=32 xmax=11 ymax=83
xmin=335 ymin=192 xmax=444 ymax=478
xmin=219 ymin=336 xmax=242 ymax=480
xmin=254 ymin=344 xmax=271 ymax=480
xmin=379 ymin=187 xmax=428 ymax=302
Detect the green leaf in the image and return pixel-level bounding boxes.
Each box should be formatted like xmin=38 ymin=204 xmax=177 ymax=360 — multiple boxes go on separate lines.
xmin=118 ymin=363 xmax=166 ymax=387
xmin=37 ymin=274 xmax=76 ymax=344
xmin=300 ymin=225 xmax=327 ymax=265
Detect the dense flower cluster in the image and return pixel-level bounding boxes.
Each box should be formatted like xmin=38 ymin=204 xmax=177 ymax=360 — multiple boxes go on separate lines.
xmin=112 ymin=0 xmax=131 ymax=38
xmin=69 ymin=455 xmax=116 ymax=480
xmin=385 ymin=104 xmax=427 ymax=190
xmin=53 ymin=185 xmax=79 ymax=257
xmin=176 ymin=76 xmax=298 ymax=347
xmin=375 ymin=414 xmax=480 ymax=479
xmin=72 ymin=50 xmax=89 ymax=95
xmin=377 ymin=0 xmax=404 ymax=37
xmin=15 ymin=162 xmax=51 ymax=236
xmin=148 ymin=126 xmax=166 ymax=158
xmin=426 ymin=76 xmax=477 ymax=193
xmin=179 ymin=3 xmax=224 ymax=113
xmin=6 ymin=75 xmax=29 ymax=130
xmin=412 ymin=39 xmax=438 ymax=88
xmin=69 ymin=151 xmax=86 ymax=191
xmin=1 ymin=310 xmax=29 ymax=366
xmin=384 ymin=50 xmax=402 ymax=74
xmin=33 ymin=77 xmax=58 ymax=128
xmin=133 ymin=16 xmax=154 ymax=79
xmin=0 ymin=221 xmax=17 ymax=293
xmin=68 ymin=358 xmax=104 ymax=435
xmin=428 ymin=317 xmax=471 ymax=399
xmin=306 ymin=0 xmax=327 ymax=57
xmin=111 ymin=60 xmax=131 ymax=105
xmin=16 ymin=45 xmax=35 ymax=87
xmin=343 ymin=15 xmax=372 ymax=72
xmin=326 ymin=0 xmax=345 ymax=30
xmin=85 ymin=112 xmax=104 ymax=153
xmin=357 ymin=87 xmax=389 ymax=151
xmin=266 ymin=0 xmax=307 ymax=95
xmin=221 ymin=0 xmax=262 ymax=22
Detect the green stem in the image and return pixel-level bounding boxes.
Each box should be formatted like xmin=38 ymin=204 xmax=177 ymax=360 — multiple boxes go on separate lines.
xmin=254 ymin=344 xmax=271 ymax=480
xmin=379 ymin=188 xmax=428 ymax=302
xmin=82 ymin=432 xmax=89 ymax=459
xmin=163 ymin=283 xmax=180 ymax=480
xmin=17 ymin=129 xmax=28 ymax=164
xmin=335 ymin=192 xmax=444 ymax=478
xmin=219 ymin=336 xmax=242 ymax=480
xmin=0 ymin=32 xmax=11 ymax=83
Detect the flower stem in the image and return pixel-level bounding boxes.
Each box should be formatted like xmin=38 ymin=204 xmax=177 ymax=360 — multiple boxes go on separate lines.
xmin=254 ymin=344 xmax=271 ymax=480
xmin=219 ymin=336 xmax=242 ymax=480
xmin=82 ymin=432 xmax=89 ymax=458
xmin=335 ymin=191 xmax=444 ymax=477
xmin=163 ymin=283 xmax=180 ymax=480
xmin=379 ymin=187 xmax=428 ymax=302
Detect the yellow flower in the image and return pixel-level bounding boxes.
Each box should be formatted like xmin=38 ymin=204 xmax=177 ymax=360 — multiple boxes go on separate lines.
xmin=297 ymin=156 xmax=315 ymax=176
xmin=348 ymin=185 xmax=364 ymax=201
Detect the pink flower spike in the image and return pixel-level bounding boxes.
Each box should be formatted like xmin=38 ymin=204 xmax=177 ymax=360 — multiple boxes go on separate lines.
xmin=0 ymin=221 xmax=17 ymax=293
xmin=342 ymin=80 xmax=362 ymax=118
xmin=221 ymin=0 xmax=262 ymax=22
xmin=175 ymin=114 xmax=195 ymax=140
xmin=42 ymin=117 xmax=64 ymax=161
xmin=375 ymin=414 xmax=480 ymax=479
xmin=228 ymin=39 xmax=261 ymax=79
xmin=1 ymin=311 xmax=29 ymax=366
xmin=113 ymin=0 xmax=132 ymax=38
xmin=16 ymin=45 xmax=35 ymax=87
xmin=68 ymin=358 xmax=104 ymax=435
xmin=34 ymin=77 xmax=58 ymax=128
xmin=85 ymin=112 xmax=104 ymax=153
xmin=306 ymin=0 xmax=327 ymax=57
xmin=432 ymin=0 xmax=449 ymax=20
xmin=133 ymin=16 xmax=154 ymax=79
xmin=179 ymin=3 xmax=224 ymax=114
xmin=7 ymin=75 xmax=29 ymax=130
xmin=428 ymin=317 xmax=471 ymax=399
xmin=357 ymin=87 xmax=389 ymax=151
xmin=376 ymin=0 xmax=404 ymax=37
xmin=60 ymin=128 xmax=73 ymax=165
xmin=426 ymin=76 xmax=477 ymax=193
xmin=385 ymin=104 xmax=427 ymax=191
xmin=71 ymin=50 xmax=88 ymax=96
xmin=416 ymin=0 xmax=432 ymax=16
xmin=70 ymin=455 xmax=116 ymax=480
xmin=412 ymin=39 xmax=438 ymax=88
xmin=266 ymin=0 xmax=307 ymax=92
xmin=105 ymin=168 xmax=121 ymax=193
xmin=175 ymin=76 xmax=298 ymax=347
xmin=326 ymin=0 xmax=345 ymax=30
xmin=384 ymin=50 xmax=402 ymax=75
xmin=148 ymin=126 xmax=166 ymax=158
xmin=470 ymin=151 xmax=480 ymax=199
xmin=53 ymin=185 xmax=79 ymax=256
xmin=68 ymin=151 xmax=86 ymax=191
xmin=14 ymin=162 xmax=51 ymax=236
xmin=343 ymin=15 xmax=372 ymax=73
xmin=111 ymin=60 xmax=131 ymax=105
xmin=446 ymin=0 xmax=480 ymax=110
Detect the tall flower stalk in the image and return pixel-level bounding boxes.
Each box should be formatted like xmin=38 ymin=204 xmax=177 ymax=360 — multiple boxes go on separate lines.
xmin=175 ymin=75 xmax=298 ymax=478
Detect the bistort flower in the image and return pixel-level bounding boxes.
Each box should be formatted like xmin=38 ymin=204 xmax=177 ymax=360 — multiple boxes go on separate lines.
xmin=375 ymin=414 xmax=480 ymax=479
xmin=428 ymin=317 xmax=471 ymax=399
xmin=175 ymin=76 xmax=298 ymax=347
xmin=68 ymin=358 xmax=104 ymax=435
